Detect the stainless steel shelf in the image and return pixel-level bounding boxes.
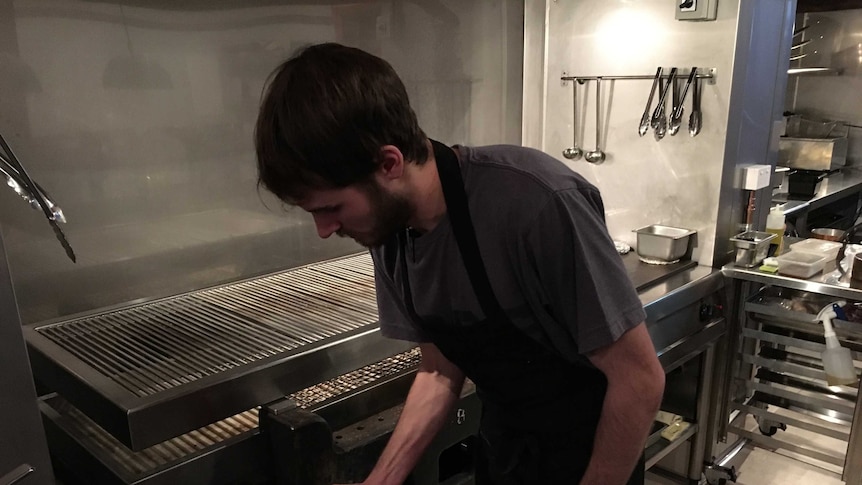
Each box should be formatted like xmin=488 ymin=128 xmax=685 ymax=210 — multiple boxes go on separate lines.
xmin=723 ymin=263 xmax=862 ymax=302
xmin=645 ymin=423 xmax=698 ymax=470
xmin=725 ymin=279 xmax=862 ymax=481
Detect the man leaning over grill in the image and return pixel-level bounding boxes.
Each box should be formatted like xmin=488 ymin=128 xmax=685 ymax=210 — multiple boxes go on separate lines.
xmin=254 ymin=43 xmax=665 ymax=485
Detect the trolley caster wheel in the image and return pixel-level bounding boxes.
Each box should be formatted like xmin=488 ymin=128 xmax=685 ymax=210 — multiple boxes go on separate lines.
xmin=704 ymin=461 xmax=738 ymax=485
xmin=757 ymin=419 xmax=787 ymax=437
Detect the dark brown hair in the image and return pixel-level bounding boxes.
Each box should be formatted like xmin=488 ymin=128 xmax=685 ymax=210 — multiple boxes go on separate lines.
xmin=255 ymin=43 xmax=428 ymax=203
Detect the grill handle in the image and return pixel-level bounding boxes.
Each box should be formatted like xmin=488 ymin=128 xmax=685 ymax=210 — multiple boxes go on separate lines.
xmin=0 ymin=464 xmax=34 ymax=485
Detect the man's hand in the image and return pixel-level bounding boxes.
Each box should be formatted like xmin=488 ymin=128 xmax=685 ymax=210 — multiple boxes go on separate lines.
xmin=580 ymin=322 xmax=665 ymax=485
xmin=354 ymin=343 xmax=465 ymax=485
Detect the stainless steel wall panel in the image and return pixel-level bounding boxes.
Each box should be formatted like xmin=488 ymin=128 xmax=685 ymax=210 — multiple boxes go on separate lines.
xmin=0 ymin=226 xmax=54 ymax=485
xmin=0 ymin=0 xmax=524 ymax=325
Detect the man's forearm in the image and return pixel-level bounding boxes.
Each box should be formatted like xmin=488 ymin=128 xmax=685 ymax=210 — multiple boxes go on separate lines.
xmin=364 ymin=368 xmax=465 ymax=485
xmin=578 ymin=379 xmax=663 ymax=485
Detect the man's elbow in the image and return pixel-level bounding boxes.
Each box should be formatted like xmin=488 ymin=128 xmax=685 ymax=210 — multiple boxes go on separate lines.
xmin=644 ymin=365 xmax=666 ymax=412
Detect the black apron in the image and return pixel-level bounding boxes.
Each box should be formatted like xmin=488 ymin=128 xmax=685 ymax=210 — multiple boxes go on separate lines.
xmin=397 ymin=140 xmax=645 ymax=484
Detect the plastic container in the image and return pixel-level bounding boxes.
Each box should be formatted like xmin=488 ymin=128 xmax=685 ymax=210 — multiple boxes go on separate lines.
xmin=789 ymin=238 xmax=843 ymax=261
xmin=776 ymin=251 xmax=827 ymax=278
xmin=766 ymin=206 xmax=786 ymax=255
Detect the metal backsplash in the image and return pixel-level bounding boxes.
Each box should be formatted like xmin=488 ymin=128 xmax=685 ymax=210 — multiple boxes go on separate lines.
xmin=0 ymin=0 xmax=524 ymax=324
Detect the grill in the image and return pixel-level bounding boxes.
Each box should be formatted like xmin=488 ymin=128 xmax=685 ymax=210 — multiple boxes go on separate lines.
xmin=25 ymin=253 xmax=414 ymax=451
xmin=40 ymin=348 xmax=422 ymax=483
xmin=291 ymin=347 xmax=421 ymax=409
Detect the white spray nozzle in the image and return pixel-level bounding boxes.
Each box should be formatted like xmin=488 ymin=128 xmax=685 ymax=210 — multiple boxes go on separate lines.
xmin=817 ymin=301 xmax=859 ymax=386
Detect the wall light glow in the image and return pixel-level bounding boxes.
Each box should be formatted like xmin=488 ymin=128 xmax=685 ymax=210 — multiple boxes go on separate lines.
xmin=594 ymin=8 xmax=664 ymax=63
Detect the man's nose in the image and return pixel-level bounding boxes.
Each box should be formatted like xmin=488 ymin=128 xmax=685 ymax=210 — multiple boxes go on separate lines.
xmin=312 ymin=214 xmax=340 ymax=239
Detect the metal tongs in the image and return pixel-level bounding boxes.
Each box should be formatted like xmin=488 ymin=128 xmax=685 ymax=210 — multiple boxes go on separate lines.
xmin=0 ymin=132 xmax=76 ymax=262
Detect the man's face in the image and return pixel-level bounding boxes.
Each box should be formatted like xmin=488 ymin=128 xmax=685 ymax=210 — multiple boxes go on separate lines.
xmin=298 ymin=180 xmax=412 ymax=248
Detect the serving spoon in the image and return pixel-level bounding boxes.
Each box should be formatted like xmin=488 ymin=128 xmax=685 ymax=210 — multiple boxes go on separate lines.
xmin=585 ymin=78 xmax=606 ymax=164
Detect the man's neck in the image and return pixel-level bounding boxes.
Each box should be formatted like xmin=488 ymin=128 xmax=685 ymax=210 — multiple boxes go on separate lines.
xmin=406 ymin=140 xmax=449 ymax=234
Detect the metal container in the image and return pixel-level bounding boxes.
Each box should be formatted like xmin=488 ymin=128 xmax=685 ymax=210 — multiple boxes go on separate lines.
xmin=634 ymin=225 xmax=696 ymax=262
xmin=729 ymin=231 xmax=776 ymax=268
xmin=778 ymin=136 xmax=848 ymax=171
xmin=811 ymin=228 xmax=845 ymax=242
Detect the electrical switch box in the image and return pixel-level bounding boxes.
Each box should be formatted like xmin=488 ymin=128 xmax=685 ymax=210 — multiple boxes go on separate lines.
xmin=740 ymin=164 xmax=772 ymax=191
xmin=676 ymin=0 xmax=718 ymax=21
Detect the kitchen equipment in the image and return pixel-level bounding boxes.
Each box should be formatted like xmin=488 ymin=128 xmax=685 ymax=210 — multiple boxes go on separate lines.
xmin=853 ymin=254 xmax=862 ymax=282
xmin=671 ymin=71 xmax=679 ymax=128
xmin=729 ymin=231 xmax=776 ymax=268
xmin=785 ymin=116 xmax=844 ymax=138
xmin=787 ymin=169 xmax=829 ymax=197
xmin=791 ymin=38 xmax=812 ymax=51
xmin=834 ymin=222 xmax=862 ymax=277
xmin=0 ymin=132 xmax=75 ymax=262
xmin=811 ymin=228 xmax=845 ymax=241
xmin=634 ymin=224 xmax=695 ymax=263
xmin=562 ymin=80 xmax=582 ymax=160
xmin=639 ymin=67 xmax=662 ymax=137
xmin=584 ymin=78 xmax=606 ymax=164
xmin=727 ymin=284 xmax=862 ymax=481
xmin=26 ymin=253 xmax=482 ymax=485
xmin=670 ymin=68 xmax=697 ymax=136
xmin=778 ymin=136 xmax=848 ymax=171
xmin=776 ymin=251 xmax=827 ymax=278
xmin=771 ymin=166 xmax=790 ymax=191
xmin=652 ymin=68 xmax=677 ymax=141
xmin=789 ymin=238 xmax=842 ymax=260
xmin=689 ymin=77 xmax=702 ymax=136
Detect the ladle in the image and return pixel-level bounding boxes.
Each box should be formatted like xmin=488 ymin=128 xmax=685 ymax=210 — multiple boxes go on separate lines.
xmin=562 ymin=80 xmax=582 ymax=160
xmin=585 ymin=78 xmax=606 ymax=164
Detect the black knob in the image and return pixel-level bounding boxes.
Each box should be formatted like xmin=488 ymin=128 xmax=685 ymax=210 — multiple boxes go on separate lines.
xmin=699 ymin=303 xmax=722 ymax=322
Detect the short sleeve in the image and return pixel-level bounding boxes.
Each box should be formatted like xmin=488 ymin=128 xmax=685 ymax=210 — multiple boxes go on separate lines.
xmin=519 ymin=188 xmax=646 ymax=355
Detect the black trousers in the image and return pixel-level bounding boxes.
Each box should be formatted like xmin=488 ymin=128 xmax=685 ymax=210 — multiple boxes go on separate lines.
xmin=474 ymin=431 xmax=646 ymax=485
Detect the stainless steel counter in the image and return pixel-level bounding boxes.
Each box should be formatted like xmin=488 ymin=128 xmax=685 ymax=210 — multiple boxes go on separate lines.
xmin=774 ymin=167 xmax=862 ymax=217
xmin=721 ymin=260 xmax=862 ymax=301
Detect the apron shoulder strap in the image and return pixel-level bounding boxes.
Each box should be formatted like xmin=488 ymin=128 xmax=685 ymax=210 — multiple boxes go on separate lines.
xmin=431 ymin=139 xmax=506 ymax=322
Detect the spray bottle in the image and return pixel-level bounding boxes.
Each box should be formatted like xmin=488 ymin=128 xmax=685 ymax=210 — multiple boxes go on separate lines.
xmin=817 ymin=302 xmax=858 ymax=387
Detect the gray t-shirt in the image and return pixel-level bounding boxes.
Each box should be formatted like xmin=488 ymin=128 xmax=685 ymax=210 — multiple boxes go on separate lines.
xmin=370 ymin=144 xmax=645 ymax=361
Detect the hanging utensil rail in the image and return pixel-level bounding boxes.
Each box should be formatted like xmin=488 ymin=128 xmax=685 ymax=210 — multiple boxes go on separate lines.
xmin=561 ymin=68 xmax=716 ymax=85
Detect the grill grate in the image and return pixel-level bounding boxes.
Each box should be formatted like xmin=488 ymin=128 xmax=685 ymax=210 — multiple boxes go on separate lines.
xmin=46 ymin=348 xmax=420 ymax=477
xmin=290 ymin=347 xmax=421 ymax=408
xmin=36 ymin=254 xmax=378 ymax=396
xmin=50 ymin=396 xmax=259 ymax=477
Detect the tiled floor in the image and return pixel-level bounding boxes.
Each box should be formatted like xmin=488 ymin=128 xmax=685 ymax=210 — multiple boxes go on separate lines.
xmin=647 ymin=408 xmax=849 ymax=485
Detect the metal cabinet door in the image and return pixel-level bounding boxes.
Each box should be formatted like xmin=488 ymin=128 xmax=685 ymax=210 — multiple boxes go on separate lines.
xmin=0 ymin=229 xmax=54 ymax=485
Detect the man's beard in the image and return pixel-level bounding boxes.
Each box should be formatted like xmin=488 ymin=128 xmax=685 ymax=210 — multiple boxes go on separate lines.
xmin=339 ymin=182 xmax=412 ymax=247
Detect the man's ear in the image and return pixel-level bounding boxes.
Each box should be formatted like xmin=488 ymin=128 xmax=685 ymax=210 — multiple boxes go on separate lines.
xmin=377 ymin=145 xmax=405 ymax=180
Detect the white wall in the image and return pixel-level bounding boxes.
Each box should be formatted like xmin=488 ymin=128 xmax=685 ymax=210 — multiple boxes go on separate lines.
xmin=524 ymin=0 xmax=743 ymax=266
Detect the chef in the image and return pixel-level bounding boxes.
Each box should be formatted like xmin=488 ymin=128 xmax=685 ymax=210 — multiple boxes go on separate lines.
xmin=254 ymin=42 xmax=665 ymax=485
